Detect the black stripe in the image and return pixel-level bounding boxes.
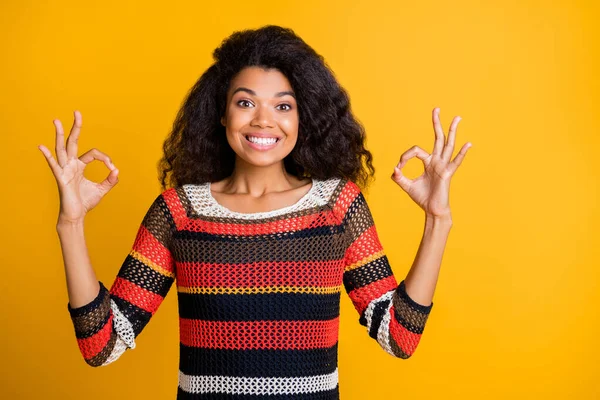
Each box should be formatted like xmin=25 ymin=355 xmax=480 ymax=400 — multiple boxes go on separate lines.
xmin=342 ymin=256 xmax=393 ymax=292
xmin=341 ymin=191 xmax=372 ymax=241
xmin=340 ymin=191 xmax=365 ymax=223
xmin=110 ymin=296 xmax=152 ymax=337
xmin=145 ymin=194 xmax=177 ymax=248
xmin=392 ymin=308 xmax=426 ymax=334
xmin=178 ymin=292 xmax=340 ymax=321
xmin=397 ymin=280 xmax=433 ymax=313
xmin=368 ymin=298 xmax=390 ymax=339
xmin=73 ymin=308 xmax=112 ymax=339
xmin=177 ymin=386 xmax=339 ymax=400
xmin=179 ymin=343 xmax=338 ymax=377
xmin=67 ymin=281 xmax=108 ymax=317
xmin=172 ymin=224 xmax=345 ymax=264
xmin=359 ymin=313 xmax=367 ymax=327
xmin=117 ymin=254 xmax=174 ymax=298
xmin=175 ymin=224 xmax=344 ymax=243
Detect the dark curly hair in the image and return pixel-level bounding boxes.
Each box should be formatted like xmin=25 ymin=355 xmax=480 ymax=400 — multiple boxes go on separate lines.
xmin=158 ymin=24 xmax=375 ymax=193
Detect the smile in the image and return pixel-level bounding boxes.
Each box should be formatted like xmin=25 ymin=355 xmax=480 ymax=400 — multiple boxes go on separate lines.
xmin=244 ymin=135 xmax=281 ymax=150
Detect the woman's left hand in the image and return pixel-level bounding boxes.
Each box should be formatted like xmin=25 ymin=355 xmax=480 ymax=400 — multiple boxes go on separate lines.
xmin=391 ymin=107 xmax=472 ymax=218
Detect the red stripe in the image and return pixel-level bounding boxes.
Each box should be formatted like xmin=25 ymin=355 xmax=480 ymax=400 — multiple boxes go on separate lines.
xmin=110 ymin=277 xmax=164 ymax=314
xmin=348 ymin=275 xmax=397 ymax=315
xmin=77 ymin=313 xmax=114 ymax=360
xmin=132 ymin=225 xmax=174 ymax=273
xmin=332 ymin=181 xmax=357 ymax=221
xmin=162 ymin=189 xmax=188 ymax=229
xmin=344 ymin=225 xmax=383 ymax=267
xmin=185 ymin=211 xmax=337 ymax=236
xmin=389 ymin=307 xmax=423 ymax=356
xmin=177 ymin=259 xmax=343 ymax=288
xmin=179 ymin=318 xmax=340 ymax=350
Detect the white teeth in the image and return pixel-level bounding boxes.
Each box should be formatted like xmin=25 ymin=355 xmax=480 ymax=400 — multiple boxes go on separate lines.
xmin=247 ymin=136 xmax=278 ymax=145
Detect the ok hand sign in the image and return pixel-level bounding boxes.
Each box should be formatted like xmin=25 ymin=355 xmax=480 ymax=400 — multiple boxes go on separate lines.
xmin=38 ymin=110 xmax=120 ymax=226
xmin=391 ymin=108 xmax=472 ymax=218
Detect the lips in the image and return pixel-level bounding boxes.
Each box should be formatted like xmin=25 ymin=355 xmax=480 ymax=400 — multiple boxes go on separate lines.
xmin=244 ymin=135 xmax=280 ymax=150
xmin=245 ymin=135 xmax=280 ymax=140
xmin=244 ymin=135 xmax=281 ymax=144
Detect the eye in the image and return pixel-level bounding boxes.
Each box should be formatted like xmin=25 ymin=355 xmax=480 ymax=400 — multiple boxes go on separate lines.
xmin=237 ymin=99 xmax=253 ymax=108
xmin=277 ymin=103 xmax=293 ymax=111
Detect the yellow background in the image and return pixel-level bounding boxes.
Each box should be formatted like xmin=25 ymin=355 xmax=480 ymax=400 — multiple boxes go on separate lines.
xmin=1 ymin=0 xmax=598 ymax=398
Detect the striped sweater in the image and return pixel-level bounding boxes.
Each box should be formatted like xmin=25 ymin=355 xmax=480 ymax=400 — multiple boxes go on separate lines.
xmin=67 ymin=176 xmax=434 ymax=399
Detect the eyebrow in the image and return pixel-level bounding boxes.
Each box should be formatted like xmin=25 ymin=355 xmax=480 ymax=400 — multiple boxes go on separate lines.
xmin=232 ymin=87 xmax=296 ymax=99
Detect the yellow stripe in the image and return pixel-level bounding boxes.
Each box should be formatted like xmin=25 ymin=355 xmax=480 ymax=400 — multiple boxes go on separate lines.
xmin=178 ymin=285 xmax=342 ymax=295
xmin=345 ymin=249 xmax=385 ymax=272
xmin=130 ymin=249 xmax=175 ymax=279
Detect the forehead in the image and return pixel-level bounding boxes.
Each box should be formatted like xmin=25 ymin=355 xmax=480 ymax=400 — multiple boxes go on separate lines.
xmin=228 ymin=66 xmax=293 ymax=96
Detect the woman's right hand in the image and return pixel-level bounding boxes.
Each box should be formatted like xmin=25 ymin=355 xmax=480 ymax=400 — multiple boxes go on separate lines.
xmin=38 ymin=110 xmax=120 ymax=226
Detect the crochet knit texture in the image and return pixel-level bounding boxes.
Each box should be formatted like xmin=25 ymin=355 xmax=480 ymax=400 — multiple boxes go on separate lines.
xmin=67 ymin=177 xmax=434 ymax=399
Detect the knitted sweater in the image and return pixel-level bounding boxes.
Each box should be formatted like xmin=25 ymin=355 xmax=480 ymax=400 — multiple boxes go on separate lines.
xmin=67 ymin=177 xmax=434 ymax=399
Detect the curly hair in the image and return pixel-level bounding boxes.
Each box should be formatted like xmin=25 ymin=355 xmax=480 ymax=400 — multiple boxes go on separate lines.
xmin=158 ymin=24 xmax=375 ymax=193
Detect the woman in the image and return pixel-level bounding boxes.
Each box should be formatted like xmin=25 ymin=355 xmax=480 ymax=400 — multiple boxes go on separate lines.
xmin=39 ymin=25 xmax=471 ymax=399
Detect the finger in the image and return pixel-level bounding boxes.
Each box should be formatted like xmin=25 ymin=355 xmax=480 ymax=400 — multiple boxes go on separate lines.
xmin=54 ymin=119 xmax=67 ymax=167
xmin=397 ymin=145 xmax=431 ymax=169
xmin=79 ymin=148 xmax=116 ymax=171
xmin=38 ymin=144 xmax=62 ymax=178
xmin=391 ymin=165 xmax=413 ymax=192
xmin=98 ymin=168 xmax=120 ymax=194
xmin=431 ymin=107 xmax=445 ymax=156
xmin=441 ymin=116 xmax=461 ymax=162
xmin=448 ymin=142 xmax=472 ymax=174
xmin=66 ymin=110 xmax=83 ymax=160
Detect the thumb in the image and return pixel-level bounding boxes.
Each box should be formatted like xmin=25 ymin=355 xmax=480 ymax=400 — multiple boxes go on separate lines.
xmin=391 ymin=166 xmax=411 ymax=192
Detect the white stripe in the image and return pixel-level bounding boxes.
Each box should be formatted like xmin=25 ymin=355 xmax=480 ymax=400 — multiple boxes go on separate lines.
xmin=178 ymin=368 xmax=338 ymax=395
xmin=377 ymin=293 xmax=396 ymax=356
xmin=100 ymin=298 xmax=136 ymax=366
xmin=183 ymin=177 xmax=342 ymax=220
xmin=110 ymin=298 xmax=136 ymax=349
xmin=364 ymin=290 xmax=393 ymax=332
xmin=102 ymin=336 xmax=129 ymax=366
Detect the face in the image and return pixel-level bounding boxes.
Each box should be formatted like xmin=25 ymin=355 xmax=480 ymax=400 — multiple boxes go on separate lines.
xmin=220 ymin=66 xmax=299 ymax=168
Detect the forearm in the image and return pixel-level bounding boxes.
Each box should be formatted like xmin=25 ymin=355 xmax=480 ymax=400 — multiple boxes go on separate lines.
xmin=403 ymin=213 xmax=453 ymax=306
xmin=56 ymin=221 xmax=101 ymax=309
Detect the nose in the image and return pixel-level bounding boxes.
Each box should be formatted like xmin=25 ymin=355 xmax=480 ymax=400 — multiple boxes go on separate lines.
xmin=250 ymin=105 xmax=275 ymax=128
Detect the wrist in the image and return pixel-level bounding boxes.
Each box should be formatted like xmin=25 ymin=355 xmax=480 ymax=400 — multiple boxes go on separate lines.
xmin=425 ymin=212 xmax=453 ymax=229
xmin=56 ymin=218 xmax=85 ymax=231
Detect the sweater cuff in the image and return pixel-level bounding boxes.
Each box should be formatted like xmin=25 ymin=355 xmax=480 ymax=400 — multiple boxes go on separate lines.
xmin=67 ymin=281 xmax=109 ymax=317
xmin=396 ymin=280 xmax=433 ymax=314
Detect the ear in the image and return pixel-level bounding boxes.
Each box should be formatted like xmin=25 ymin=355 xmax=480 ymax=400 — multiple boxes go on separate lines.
xmin=220 ymin=116 xmax=225 ymax=126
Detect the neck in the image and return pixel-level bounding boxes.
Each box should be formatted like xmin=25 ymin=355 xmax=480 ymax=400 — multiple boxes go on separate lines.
xmin=223 ymin=159 xmax=303 ymax=196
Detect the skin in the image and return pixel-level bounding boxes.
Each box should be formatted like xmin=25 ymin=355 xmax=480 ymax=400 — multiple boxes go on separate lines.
xmin=39 ymin=111 xmax=119 ymax=224
xmin=38 ymin=111 xmax=118 ymax=308
xmin=212 ymin=66 xmax=312 ymax=212
xmin=37 ymin=65 xmax=472 ymax=308
xmin=391 ymin=107 xmax=471 ymax=218
xmin=390 ymin=108 xmax=472 ymax=305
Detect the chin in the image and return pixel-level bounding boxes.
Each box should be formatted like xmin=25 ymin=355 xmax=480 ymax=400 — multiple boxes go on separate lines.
xmin=244 ymin=154 xmax=288 ymax=166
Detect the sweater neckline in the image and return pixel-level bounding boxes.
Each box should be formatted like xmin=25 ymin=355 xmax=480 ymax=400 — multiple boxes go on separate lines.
xmin=205 ymin=177 xmax=318 ymax=218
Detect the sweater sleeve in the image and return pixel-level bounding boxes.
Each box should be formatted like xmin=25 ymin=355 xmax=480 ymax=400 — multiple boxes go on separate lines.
xmin=341 ymin=181 xmax=433 ymax=359
xmin=66 ymin=192 xmax=177 ymax=367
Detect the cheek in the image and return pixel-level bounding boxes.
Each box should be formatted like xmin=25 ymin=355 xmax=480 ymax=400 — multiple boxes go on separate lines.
xmin=227 ymin=110 xmax=250 ymax=128
xmin=279 ymin=114 xmax=299 ymax=136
